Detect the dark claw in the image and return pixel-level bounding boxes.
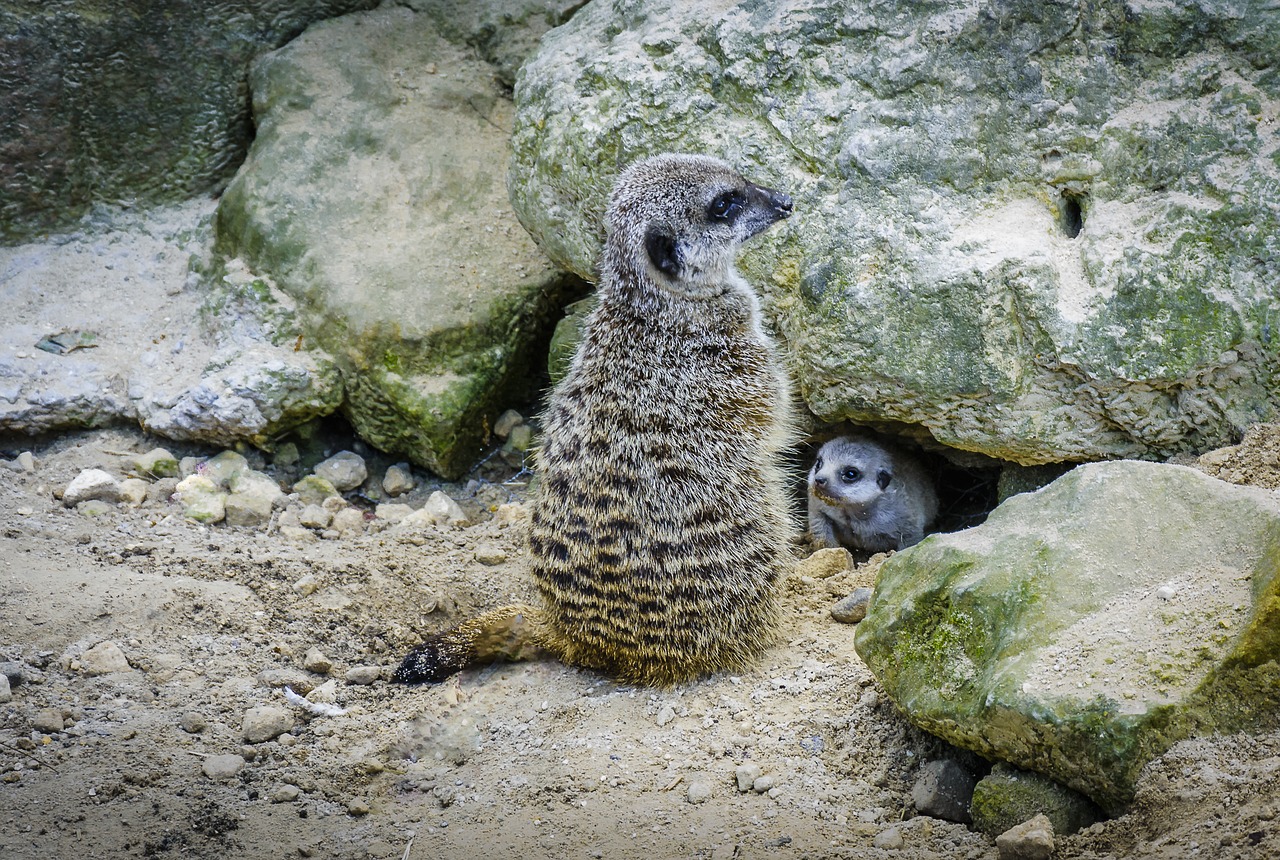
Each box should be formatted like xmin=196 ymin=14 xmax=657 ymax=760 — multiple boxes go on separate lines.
xmin=392 ymin=637 xmax=468 ymax=684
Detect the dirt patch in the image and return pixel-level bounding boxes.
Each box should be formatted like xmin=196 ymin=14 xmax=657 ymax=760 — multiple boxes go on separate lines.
xmin=0 ymin=426 xmax=1277 ymax=859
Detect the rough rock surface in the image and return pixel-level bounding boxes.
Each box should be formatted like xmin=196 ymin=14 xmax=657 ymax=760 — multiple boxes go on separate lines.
xmin=509 ymin=0 xmax=1280 ymax=464
xmin=215 ymin=4 xmax=584 ymax=479
xmin=0 ymin=0 xmax=378 ymax=242
xmin=856 ymin=460 xmax=1280 ymax=812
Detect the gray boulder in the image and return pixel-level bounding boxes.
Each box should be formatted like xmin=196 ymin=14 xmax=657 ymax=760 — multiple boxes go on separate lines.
xmin=855 ymin=461 xmax=1280 ymax=813
xmin=509 ymin=0 xmax=1280 ymax=464
xmin=216 ymin=5 xmax=583 ymax=479
xmin=0 ymin=0 xmax=377 ymax=242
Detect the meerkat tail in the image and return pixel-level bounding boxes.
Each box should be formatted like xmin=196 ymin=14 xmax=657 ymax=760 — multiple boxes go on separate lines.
xmin=392 ymin=604 xmax=549 ymax=684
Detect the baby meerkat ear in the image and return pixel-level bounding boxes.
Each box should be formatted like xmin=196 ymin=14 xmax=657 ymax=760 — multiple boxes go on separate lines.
xmin=876 ymin=470 xmax=892 ymax=490
xmin=644 ymin=225 xmax=682 ymax=278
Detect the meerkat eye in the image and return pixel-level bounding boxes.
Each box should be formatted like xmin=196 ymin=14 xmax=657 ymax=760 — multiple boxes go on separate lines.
xmin=840 ymin=467 xmax=862 ymax=484
xmin=813 ymin=457 xmax=824 ymax=472
xmin=708 ymin=191 xmax=743 ymax=223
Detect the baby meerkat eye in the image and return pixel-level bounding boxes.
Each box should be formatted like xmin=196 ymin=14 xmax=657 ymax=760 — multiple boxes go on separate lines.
xmin=840 ymin=467 xmax=862 ymax=484
xmin=708 ymin=191 xmax=743 ymax=223
xmin=813 ymin=456 xmax=824 ymax=472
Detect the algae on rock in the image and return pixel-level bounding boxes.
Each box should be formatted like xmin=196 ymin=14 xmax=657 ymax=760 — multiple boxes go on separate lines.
xmin=855 ymin=461 xmax=1280 ymax=813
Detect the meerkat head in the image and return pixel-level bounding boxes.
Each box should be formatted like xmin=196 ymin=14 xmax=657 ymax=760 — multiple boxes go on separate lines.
xmin=809 ymin=437 xmax=894 ymax=518
xmin=604 ymin=153 xmax=793 ymax=298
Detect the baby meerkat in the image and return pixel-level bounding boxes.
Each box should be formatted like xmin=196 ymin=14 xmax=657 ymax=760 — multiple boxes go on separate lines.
xmin=394 ymin=153 xmax=797 ymax=687
xmin=808 ymin=434 xmax=938 ymax=552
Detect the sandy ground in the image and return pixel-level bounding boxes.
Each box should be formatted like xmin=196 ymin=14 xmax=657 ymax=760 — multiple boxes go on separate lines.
xmin=0 ymin=422 xmax=1278 ymax=860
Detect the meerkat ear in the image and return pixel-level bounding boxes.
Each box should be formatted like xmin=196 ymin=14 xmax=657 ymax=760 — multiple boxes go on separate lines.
xmin=644 ymin=226 xmax=682 ymax=277
xmin=876 ymin=470 xmax=892 ymax=490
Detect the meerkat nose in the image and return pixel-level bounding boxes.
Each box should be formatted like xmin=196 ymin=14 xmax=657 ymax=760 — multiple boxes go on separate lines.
xmin=771 ymin=192 xmax=794 ymax=215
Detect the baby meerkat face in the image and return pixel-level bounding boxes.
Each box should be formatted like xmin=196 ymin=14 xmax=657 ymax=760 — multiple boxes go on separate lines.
xmin=607 ymin=154 xmax=792 ymax=295
xmin=809 ymin=440 xmax=893 ymax=517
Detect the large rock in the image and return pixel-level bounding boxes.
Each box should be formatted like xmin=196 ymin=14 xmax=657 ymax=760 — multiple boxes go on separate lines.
xmin=509 ymin=0 xmax=1280 ymax=464
xmin=854 ymin=461 xmax=1280 ymax=813
xmin=0 ymin=0 xmax=378 ymax=243
xmin=216 ymin=5 xmax=583 ymax=479
xmin=0 ymin=201 xmax=343 ymax=446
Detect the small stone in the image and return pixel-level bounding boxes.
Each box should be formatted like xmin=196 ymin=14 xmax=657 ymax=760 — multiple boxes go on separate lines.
xmin=176 ymin=474 xmax=226 ymax=524
xmin=493 ymin=409 xmax=525 ymax=439
xmin=306 ymin=679 xmax=339 ymax=704
xmin=180 ymin=712 xmax=208 ymax=733
xmin=0 ymin=662 xmax=25 ymax=686
xmin=831 ymin=587 xmax=874 ymax=624
xmin=76 ymin=499 xmax=113 ymax=517
xmin=314 ymin=451 xmax=367 ymax=492
xmin=63 ymin=469 xmax=121 ymax=507
xmin=293 ymin=573 xmax=321 ymax=595
xmin=118 ymin=477 xmax=149 ymax=506
xmin=1155 ymin=585 xmax=1177 ymax=601
xmin=422 ymin=490 xmax=468 ymax=526
xmin=687 ymin=779 xmax=713 ymax=804
xmin=872 ymin=826 xmax=905 ymax=850
xmin=912 ymin=759 xmax=977 ymax=824
xmin=293 ymin=475 xmax=339 ymax=505
xmin=382 ymin=463 xmax=415 ymax=496
xmin=279 ymin=525 xmax=316 ymax=542
xmin=375 ymin=502 xmax=413 ymax=524
xmin=345 ymin=665 xmax=383 ymax=685
xmin=201 ymin=451 xmax=249 ymax=489
xmin=32 ymin=708 xmax=65 ymax=734
xmin=272 ymin=784 xmax=302 ymax=803
xmin=224 ymin=471 xmax=284 ymax=527
xmin=202 ymin=754 xmax=246 ymax=780
xmin=242 ymin=705 xmax=293 ymax=743
xmin=797 ymin=547 xmax=854 ymax=579
xmin=753 ymin=775 xmax=776 ymax=793
xmin=134 ymin=447 xmax=179 ymax=479
xmin=347 ymin=797 xmax=371 ymax=816
xmin=303 ymin=647 xmax=333 ymax=675
xmin=79 ymin=640 xmax=131 ymax=675
xmin=147 ymin=477 xmax=179 ymax=504
xmin=259 ymin=668 xmax=314 ymax=694
xmin=656 ymin=705 xmax=676 ymax=727
xmin=13 ymin=451 xmax=36 ymax=472
xmin=474 ymin=545 xmax=508 ymax=565
xmin=996 ymin=814 xmax=1056 ymax=860
xmin=0 ymin=674 xmax=10 ymax=704
xmin=735 ymin=762 xmax=762 ymax=792
xmin=493 ymin=502 xmax=528 ymax=527
xmin=500 ymin=423 xmax=534 ymax=466
xmin=299 ymin=504 xmax=333 ymax=529
xmin=330 ymin=507 xmax=366 ymax=535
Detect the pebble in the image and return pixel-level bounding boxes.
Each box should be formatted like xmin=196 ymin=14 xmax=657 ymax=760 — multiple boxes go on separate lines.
xmin=500 ymin=424 xmax=534 ymax=466
xmin=996 ymin=814 xmax=1056 ymax=860
xmin=382 ymin=463 xmax=415 ymax=496
xmin=202 ymin=754 xmax=246 ymax=780
xmin=686 ymin=779 xmax=713 ymax=804
xmin=180 ymin=712 xmax=208 ymax=734
xmin=306 ymin=679 xmax=339 ymax=704
xmin=78 ymin=640 xmax=131 ymax=675
xmin=117 ymin=477 xmax=149 ymax=506
xmin=314 ymin=451 xmax=368 ymax=492
xmin=201 ymin=451 xmax=249 ymax=488
xmin=32 ymin=708 xmax=66 ymax=734
xmin=831 ymin=587 xmax=873 ymax=624
xmin=133 ymin=447 xmax=179 ymax=478
xmin=753 ymin=775 xmax=776 ymax=793
xmin=0 ymin=674 xmax=10 ymax=704
xmin=293 ymin=475 xmax=339 ymax=505
xmin=493 ymin=503 xmax=527 ymax=527
xmin=735 ymin=762 xmax=762 ymax=792
xmin=656 ymin=705 xmax=676 ymax=727
xmin=345 ymin=665 xmax=383 ymax=685
xmin=242 ymin=705 xmax=293 ymax=743
xmin=872 ymin=826 xmax=905 ymax=850
xmin=3 ymin=451 xmax=36 ymax=472
xmin=347 ymin=798 xmax=371 ymax=816
xmin=77 ymin=499 xmax=113 ymax=517
xmin=912 ymin=758 xmax=977 ymax=824
xmin=176 ymin=474 xmax=226 ymax=524
xmin=1156 ymin=585 xmax=1177 ymax=601
xmin=272 ymin=784 xmax=302 ymax=803
xmin=279 ymin=525 xmax=316 ymax=542
xmin=0 ymin=662 xmax=26 ymax=686
xmin=147 ymin=477 xmax=179 ymax=504
xmin=259 ymin=667 xmax=315 ymax=694
xmin=63 ymin=469 xmax=121 ymax=507
xmin=796 ymin=547 xmax=854 ymax=579
xmin=493 ymin=409 xmax=524 ymax=439
xmin=330 ymin=507 xmax=366 ymax=535
xmin=474 ymin=545 xmax=508 ymax=565
xmin=422 ymin=491 xmax=468 ymax=527
xmin=375 ymin=503 xmax=412 ymax=524
xmin=299 ymin=504 xmax=334 ymax=529
xmin=303 ymin=647 xmax=333 ymax=675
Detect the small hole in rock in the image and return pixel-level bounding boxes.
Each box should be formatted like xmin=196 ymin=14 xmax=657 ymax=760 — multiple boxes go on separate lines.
xmin=1061 ymin=193 xmax=1084 ymax=239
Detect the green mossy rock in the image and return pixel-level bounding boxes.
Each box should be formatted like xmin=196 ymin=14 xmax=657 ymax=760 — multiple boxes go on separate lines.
xmin=509 ymin=0 xmax=1280 ymax=464
xmin=0 ymin=0 xmax=377 ymax=242
xmin=970 ymin=763 xmax=1100 ymax=837
xmin=216 ymin=5 xmax=582 ymax=478
xmin=855 ymin=461 xmax=1280 ymax=813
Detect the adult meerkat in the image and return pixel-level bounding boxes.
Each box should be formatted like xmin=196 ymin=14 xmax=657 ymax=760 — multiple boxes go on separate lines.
xmin=394 ymin=153 xmax=796 ymax=687
xmin=808 ymin=434 xmax=938 ymax=552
